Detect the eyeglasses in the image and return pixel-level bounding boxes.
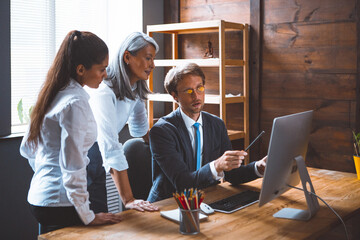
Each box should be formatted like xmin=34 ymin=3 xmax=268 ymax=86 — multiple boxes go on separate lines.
xmin=180 ymin=86 xmax=205 ymax=95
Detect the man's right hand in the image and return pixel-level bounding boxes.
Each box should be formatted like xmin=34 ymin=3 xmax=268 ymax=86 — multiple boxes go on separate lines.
xmin=214 ymin=150 xmax=247 ymax=173
xmin=88 ymin=212 xmax=122 ymax=226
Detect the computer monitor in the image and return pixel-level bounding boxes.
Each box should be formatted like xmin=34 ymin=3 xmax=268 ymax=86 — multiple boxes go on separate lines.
xmin=258 ymin=110 xmax=319 ymax=221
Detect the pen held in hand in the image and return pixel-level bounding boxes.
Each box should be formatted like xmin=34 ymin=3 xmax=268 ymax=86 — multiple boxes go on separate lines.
xmin=245 ymin=131 xmax=265 ymax=152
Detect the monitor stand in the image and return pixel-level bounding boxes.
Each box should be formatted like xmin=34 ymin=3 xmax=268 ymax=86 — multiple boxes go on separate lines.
xmin=273 ymin=155 xmax=320 ymax=221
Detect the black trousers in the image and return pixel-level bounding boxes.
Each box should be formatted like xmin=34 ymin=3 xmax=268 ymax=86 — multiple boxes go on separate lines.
xmin=87 ymin=139 xmax=153 ymax=210
xmin=29 ymin=205 xmax=83 ymax=234
xmin=87 ymin=142 xmax=108 ymax=213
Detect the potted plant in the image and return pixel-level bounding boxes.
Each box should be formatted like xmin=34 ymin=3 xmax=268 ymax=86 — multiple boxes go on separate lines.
xmin=17 ymin=98 xmax=33 ymax=124
xmin=353 ymin=131 xmax=360 ymax=179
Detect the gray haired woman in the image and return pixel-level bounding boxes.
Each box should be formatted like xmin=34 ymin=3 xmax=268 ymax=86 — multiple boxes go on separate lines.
xmin=87 ymin=32 xmax=159 ymax=213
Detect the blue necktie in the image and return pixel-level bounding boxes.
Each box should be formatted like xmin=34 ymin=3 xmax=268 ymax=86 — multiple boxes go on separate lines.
xmin=193 ymin=122 xmax=201 ymax=170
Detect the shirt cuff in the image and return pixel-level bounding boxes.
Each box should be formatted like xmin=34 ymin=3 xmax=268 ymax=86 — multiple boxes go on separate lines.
xmin=128 ymin=122 xmax=148 ymax=138
xmin=254 ymin=162 xmax=264 ymax=177
xmin=102 ymin=149 xmax=129 ymax=173
xmin=74 ymin=201 xmax=95 ymax=225
xmin=210 ymin=161 xmax=224 ymax=180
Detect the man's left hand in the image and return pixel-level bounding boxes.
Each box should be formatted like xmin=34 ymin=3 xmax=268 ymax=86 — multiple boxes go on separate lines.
xmin=256 ymin=156 xmax=267 ymax=176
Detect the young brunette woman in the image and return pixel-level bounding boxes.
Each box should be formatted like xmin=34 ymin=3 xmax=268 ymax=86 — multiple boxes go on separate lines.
xmin=20 ymin=30 xmax=121 ymax=234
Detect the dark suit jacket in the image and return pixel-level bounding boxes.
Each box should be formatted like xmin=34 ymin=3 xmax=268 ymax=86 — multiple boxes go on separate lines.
xmin=147 ymin=108 xmax=258 ymax=202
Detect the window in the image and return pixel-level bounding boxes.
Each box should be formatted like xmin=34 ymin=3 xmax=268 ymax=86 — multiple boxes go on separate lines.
xmin=10 ymin=0 xmax=142 ymax=133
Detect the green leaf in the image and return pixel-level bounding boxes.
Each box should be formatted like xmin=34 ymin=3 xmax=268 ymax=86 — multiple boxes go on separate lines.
xmin=354 ymin=131 xmax=360 ymax=156
xmin=354 ymin=132 xmax=360 ymax=144
xmin=29 ymin=105 xmax=33 ymax=116
xmin=24 ymin=112 xmax=29 ymax=123
xmin=17 ymin=99 xmax=24 ymax=124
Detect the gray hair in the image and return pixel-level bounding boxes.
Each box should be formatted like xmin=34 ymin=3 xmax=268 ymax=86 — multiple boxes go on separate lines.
xmin=104 ymin=32 xmax=159 ymax=100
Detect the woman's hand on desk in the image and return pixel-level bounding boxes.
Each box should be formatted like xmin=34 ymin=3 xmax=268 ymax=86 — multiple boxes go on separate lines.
xmin=89 ymin=212 xmax=122 ymax=225
xmin=125 ymin=199 xmax=159 ymax=212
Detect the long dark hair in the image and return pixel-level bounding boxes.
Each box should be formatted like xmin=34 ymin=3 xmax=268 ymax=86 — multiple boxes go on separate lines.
xmin=26 ymin=30 xmax=108 ymax=149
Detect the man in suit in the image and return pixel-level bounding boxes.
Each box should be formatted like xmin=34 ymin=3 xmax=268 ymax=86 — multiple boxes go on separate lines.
xmin=147 ymin=63 xmax=267 ymax=202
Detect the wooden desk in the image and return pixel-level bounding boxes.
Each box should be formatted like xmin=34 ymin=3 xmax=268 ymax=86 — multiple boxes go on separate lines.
xmin=39 ymin=168 xmax=360 ymax=240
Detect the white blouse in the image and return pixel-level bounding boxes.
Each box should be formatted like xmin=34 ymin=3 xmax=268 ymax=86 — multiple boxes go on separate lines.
xmin=20 ymin=79 xmax=96 ymax=225
xmin=87 ymin=82 xmax=148 ymax=173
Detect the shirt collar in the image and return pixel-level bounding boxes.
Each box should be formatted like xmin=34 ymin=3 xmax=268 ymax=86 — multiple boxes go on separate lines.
xmin=179 ymin=108 xmax=203 ymax=129
xmin=70 ymin=78 xmax=90 ymax=100
xmin=131 ymin=82 xmax=138 ymax=91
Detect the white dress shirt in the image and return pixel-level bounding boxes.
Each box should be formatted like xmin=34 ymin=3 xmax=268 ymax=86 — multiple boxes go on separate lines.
xmin=179 ymin=109 xmax=223 ymax=179
xmin=179 ymin=109 xmax=262 ymax=179
xmin=20 ymin=79 xmax=96 ymax=225
xmin=87 ymin=82 xmax=148 ymax=173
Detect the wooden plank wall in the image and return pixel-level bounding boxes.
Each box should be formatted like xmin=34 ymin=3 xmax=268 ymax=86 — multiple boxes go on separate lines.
xmin=164 ymin=0 xmax=359 ymax=173
xmin=261 ymin=0 xmax=358 ymax=172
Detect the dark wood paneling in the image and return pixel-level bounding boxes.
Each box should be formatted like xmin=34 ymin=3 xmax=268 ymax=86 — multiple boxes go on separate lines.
xmin=163 ymin=0 xmax=180 ymax=75
xmin=356 ymin=0 xmax=360 ymax=133
xmin=264 ymin=0 xmax=356 ymax=24
xmin=307 ymin=125 xmax=354 ymax=172
xmin=173 ymin=0 xmax=359 ymax=172
xmin=263 ymin=22 xmax=356 ymax=49
xmin=263 ymin=21 xmax=357 ymax=74
xmin=350 ymin=100 xmax=358 ymax=130
xmin=249 ymin=0 xmax=262 ymax=162
xmin=164 ymin=0 xmax=180 ymax=24
xmin=260 ymin=97 xmax=355 ymax=172
xmin=262 ymin=0 xmax=358 ymax=173
xmin=263 ymin=46 xmax=356 ymax=73
xmin=261 ymin=98 xmax=353 ymax=126
xmin=262 ymin=73 xmax=356 ymax=100
xmin=259 ymin=122 xmax=355 ymax=172
xmin=180 ymin=0 xmax=250 ymax=23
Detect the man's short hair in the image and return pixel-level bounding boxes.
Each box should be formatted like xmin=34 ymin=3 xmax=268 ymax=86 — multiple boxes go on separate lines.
xmin=164 ymin=62 xmax=205 ymax=95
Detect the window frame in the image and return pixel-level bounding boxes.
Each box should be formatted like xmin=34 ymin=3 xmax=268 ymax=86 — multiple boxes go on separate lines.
xmin=1 ymin=0 xmax=165 ymax=138
xmin=0 ymin=0 xmax=11 ymax=137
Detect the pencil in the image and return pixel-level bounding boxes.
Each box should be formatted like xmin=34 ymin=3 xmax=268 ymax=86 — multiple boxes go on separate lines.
xmin=173 ymin=193 xmax=183 ymax=209
xmin=183 ymin=194 xmax=199 ymax=231
xmin=245 ymin=130 xmax=265 ymax=152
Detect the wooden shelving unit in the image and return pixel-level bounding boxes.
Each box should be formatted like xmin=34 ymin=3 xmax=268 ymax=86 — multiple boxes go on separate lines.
xmin=147 ymin=20 xmax=249 ymax=149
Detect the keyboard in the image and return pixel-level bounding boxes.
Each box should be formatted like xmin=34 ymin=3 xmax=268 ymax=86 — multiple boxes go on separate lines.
xmin=209 ymin=190 xmax=260 ymax=213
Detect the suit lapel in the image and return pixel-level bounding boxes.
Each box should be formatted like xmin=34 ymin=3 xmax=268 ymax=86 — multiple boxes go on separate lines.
xmin=173 ymin=108 xmax=197 ymax=170
xmin=202 ymin=112 xmax=210 ymax=166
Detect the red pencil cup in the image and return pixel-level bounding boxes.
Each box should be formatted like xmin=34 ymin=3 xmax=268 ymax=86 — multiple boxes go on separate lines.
xmin=179 ymin=208 xmax=200 ymax=235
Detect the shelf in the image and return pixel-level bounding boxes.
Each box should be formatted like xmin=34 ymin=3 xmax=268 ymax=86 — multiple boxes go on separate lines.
xmin=154 ymin=59 xmax=244 ymax=67
xmin=228 ymin=130 xmax=245 ymax=141
xmin=147 ymin=20 xmax=244 ymax=34
xmin=148 ymin=93 xmax=244 ymax=104
xmin=148 ymin=94 xmax=173 ymax=102
xmin=147 ymin=20 xmax=249 ymax=146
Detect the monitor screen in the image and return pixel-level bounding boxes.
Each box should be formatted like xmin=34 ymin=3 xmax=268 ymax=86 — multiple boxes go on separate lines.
xmin=258 ymin=110 xmax=319 ymax=221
